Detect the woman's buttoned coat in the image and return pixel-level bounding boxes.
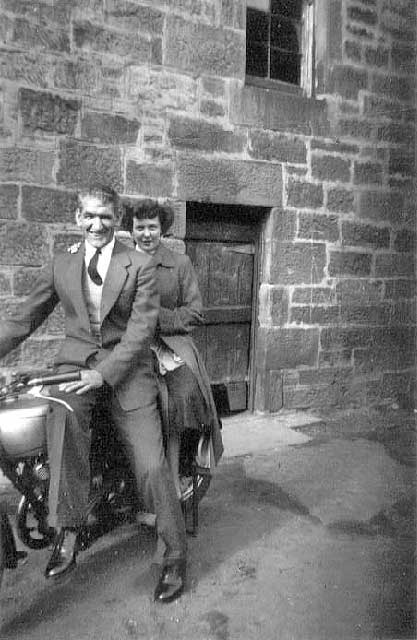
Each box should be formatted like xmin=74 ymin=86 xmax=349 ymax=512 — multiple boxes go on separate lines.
xmin=151 ymin=243 xmax=223 ymax=464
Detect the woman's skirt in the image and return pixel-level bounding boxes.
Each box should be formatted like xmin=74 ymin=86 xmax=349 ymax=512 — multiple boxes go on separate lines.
xmin=163 ymin=364 xmax=210 ymax=437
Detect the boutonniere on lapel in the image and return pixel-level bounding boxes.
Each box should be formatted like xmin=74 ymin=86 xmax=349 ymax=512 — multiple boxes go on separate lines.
xmin=67 ymin=242 xmax=82 ymax=254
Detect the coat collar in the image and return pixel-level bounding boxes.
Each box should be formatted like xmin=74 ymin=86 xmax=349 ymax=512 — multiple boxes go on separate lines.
xmin=152 ymin=242 xmax=176 ymax=268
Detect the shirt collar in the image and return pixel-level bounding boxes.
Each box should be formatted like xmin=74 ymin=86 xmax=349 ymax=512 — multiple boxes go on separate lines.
xmin=85 ymin=236 xmax=115 ymax=260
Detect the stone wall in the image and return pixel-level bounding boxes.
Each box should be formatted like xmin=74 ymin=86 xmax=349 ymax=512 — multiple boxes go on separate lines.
xmin=0 ymin=0 xmax=415 ymax=411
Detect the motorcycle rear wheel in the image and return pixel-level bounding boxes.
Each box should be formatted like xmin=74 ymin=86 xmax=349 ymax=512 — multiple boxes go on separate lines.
xmin=16 ymin=496 xmax=55 ymax=550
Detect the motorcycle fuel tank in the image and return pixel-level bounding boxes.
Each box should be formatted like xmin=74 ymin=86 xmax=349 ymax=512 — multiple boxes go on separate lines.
xmin=0 ymin=395 xmax=49 ymax=459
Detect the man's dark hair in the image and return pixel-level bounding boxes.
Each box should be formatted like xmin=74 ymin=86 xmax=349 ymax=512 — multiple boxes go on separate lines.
xmin=77 ymin=184 xmax=119 ymax=213
xmin=122 ymin=199 xmax=174 ymax=235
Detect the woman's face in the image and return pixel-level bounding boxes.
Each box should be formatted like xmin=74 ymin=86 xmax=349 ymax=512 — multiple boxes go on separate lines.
xmin=132 ymin=216 xmax=162 ymax=254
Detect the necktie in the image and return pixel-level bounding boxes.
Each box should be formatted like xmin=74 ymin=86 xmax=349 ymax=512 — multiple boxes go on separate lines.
xmin=87 ymin=248 xmax=102 ymax=286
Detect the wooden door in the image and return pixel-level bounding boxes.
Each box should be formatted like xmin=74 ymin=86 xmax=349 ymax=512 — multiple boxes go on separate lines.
xmin=186 ymin=204 xmax=263 ymax=413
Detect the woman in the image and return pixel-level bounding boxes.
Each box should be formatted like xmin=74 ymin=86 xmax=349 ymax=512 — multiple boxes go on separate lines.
xmin=124 ymin=200 xmax=223 ymax=498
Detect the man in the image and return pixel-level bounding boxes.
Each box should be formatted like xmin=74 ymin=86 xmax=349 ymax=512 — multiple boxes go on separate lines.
xmin=0 ymin=185 xmax=186 ymax=603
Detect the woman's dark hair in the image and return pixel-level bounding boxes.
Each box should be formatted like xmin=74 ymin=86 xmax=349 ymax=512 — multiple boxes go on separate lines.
xmin=122 ymin=199 xmax=174 ymax=235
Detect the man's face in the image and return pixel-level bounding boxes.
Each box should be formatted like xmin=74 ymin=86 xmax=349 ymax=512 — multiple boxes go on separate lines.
xmin=76 ymin=194 xmax=118 ymax=249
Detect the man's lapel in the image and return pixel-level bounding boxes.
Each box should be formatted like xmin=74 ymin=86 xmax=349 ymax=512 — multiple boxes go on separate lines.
xmin=100 ymin=240 xmax=131 ymax=323
xmin=65 ymin=243 xmax=90 ymax=329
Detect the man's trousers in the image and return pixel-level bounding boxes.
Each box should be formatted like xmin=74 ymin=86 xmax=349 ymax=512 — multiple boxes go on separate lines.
xmin=45 ymin=384 xmax=186 ymax=567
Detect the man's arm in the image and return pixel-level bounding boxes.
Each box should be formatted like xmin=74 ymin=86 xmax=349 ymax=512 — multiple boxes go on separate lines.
xmin=95 ymin=257 xmax=159 ymax=388
xmin=0 ymin=261 xmax=59 ymax=359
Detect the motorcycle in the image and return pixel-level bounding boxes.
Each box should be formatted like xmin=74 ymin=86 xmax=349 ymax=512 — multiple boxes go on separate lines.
xmin=0 ymin=370 xmax=213 ymax=588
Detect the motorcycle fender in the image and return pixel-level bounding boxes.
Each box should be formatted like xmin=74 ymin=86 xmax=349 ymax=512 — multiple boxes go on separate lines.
xmin=0 ymin=510 xmax=18 ymax=569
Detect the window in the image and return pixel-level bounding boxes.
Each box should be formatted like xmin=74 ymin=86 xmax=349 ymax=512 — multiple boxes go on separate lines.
xmin=246 ymin=0 xmax=314 ymax=94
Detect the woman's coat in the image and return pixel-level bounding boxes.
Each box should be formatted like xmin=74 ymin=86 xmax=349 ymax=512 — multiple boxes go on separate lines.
xmin=151 ymin=242 xmax=223 ymax=464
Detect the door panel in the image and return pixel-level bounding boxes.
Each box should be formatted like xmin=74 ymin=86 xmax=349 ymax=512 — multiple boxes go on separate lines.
xmin=187 ymin=239 xmax=255 ymax=411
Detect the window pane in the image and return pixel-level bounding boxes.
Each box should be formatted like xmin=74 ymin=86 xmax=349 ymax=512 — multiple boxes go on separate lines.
xmin=270 ymin=48 xmax=301 ymax=84
xmin=271 ymin=0 xmax=302 ymax=20
xmin=247 ymin=8 xmax=269 ymax=43
xmin=246 ymin=41 xmax=269 ymax=77
xmin=271 ymin=16 xmax=300 ymax=52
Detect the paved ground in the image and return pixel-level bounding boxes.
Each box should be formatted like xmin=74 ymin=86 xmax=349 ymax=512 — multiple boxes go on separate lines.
xmin=0 ymin=406 xmax=415 ymax=640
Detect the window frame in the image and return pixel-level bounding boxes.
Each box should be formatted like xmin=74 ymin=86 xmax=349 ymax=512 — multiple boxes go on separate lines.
xmin=245 ymin=0 xmax=315 ymax=97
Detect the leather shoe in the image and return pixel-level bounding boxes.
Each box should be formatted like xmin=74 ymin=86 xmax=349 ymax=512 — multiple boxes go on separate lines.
xmin=154 ymin=561 xmax=186 ymax=604
xmin=44 ymin=528 xmax=78 ymax=580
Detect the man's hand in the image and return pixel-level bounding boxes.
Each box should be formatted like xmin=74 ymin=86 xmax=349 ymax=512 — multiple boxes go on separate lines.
xmin=59 ymin=369 xmax=104 ymax=395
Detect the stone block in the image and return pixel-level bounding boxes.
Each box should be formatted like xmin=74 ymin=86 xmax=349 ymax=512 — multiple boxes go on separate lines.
xmin=177 ymin=154 xmax=283 ymax=207
xmin=364 ymin=46 xmax=389 ymax=68
xmin=347 ymin=5 xmax=377 ymax=25
xmin=0 ymin=221 xmax=48 ymax=266
xmin=344 ymin=41 xmax=362 ymax=63
xmin=0 ymin=184 xmax=19 ymax=219
xmin=328 ymin=251 xmax=372 ymax=277
xmin=391 ymin=44 xmax=415 ymax=74
xmin=230 ymin=84 xmax=329 ymax=136
xmin=12 ymin=17 xmax=70 ymax=52
xmin=19 ymin=338 xmax=63 ymax=369
xmin=57 ymin=140 xmax=122 ymax=190
xmin=0 ymin=49 xmax=49 ymax=88
xmin=328 ymin=65 xmax=367 ymax=99
xmin=168 ymin=116 xmax=245 ymax=154
xmin=128 ymin=69 xmax=197 ymax=112
xmin=81 ymin=112 xmax=140 ymax=145
xmin=389 ymin=149 xmax=414 ymax=176
xmin=0 ymin=271 xmax=11 ymax=295
xmin=126 ymin=162 xmax=174 ymax=198
xmin=292 ymin=287 xmax=336 ymax=305
xmin=363 ymin=95 xmax=403 ymax=120
xmin=73 ymin=20 xmax=150 ymax=60
xmin=0 ymin=147 xmax=54 ymax=184
xmin=342 ymin=221 xmax=390 ymax=249
xmin=375 ymin=253 xmax=415 ymax=278
xmin=311 ymin=155 xmax=351 ymax=183
xmin=1 ymin=0 xmax=71 ymax=23
xmin=104 ymin=1 xmax=164 ymax=34
xmin=270 ymin=242 xmax=326 ymax=285
xmin=376 ymin=123 xmax=414 ymax=145
xmin=340 ymin=303 xmax=391 ymax=325
xmin=270 ymin=287 xmax=289 ymax=325
xmin=12 ymin=267 xmax=42 ymax=296
xmin=298 ymin=213 xmax=339 ymax=243
xmin=257 ymin=327 xmax=319 ymax=370
xmin=22 ymin=186 xmax=77 ymax=224
xmin=267 ymin=209 xmax=297 ymax=241
xmin=353 ymin=161 xmax=383 ymax=185
xmin=337 ymin=119 xmax=374 ymax=140
xmin=221 ymin=0 xmax=245 ymax=29
xmin=390 ymin=300 xmax=416 ymax=326
xmin=393 ymin=229 xmax=415 ymax=253
xmin=371 ymin=74 xmax=414 ymax=103
xmin=336 ymin=279 xmax=383 ymax=304
xmin=358 ymin=190 xmax=405 ymax=226
xmin=249 ymin=130 xmax=306 ymax=164
xmin=199 ymin=99 xmax=225 ymax=118
xmin=384 ymin=279 xmax=415 ymax=300
xmin=19 ymin=88 xmax=80 ymax=136
xmin=327 ymin=187 xmax=355 ymax=213
xmin=319 ymin=349 xmax=353 ymax=368
xmin=286 ymin=180 xmax=323 ymax=209
xmin=53 ymin=58 xmax=100 ymax=94
xmin=165 ymin=16 xmax=245 ymax=78
xmin=290 ymin=305 xmax=340 ymax=326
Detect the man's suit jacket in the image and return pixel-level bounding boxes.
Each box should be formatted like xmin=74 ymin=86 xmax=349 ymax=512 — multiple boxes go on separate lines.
xmin=0 ymin=239 xmax=160 ymax=410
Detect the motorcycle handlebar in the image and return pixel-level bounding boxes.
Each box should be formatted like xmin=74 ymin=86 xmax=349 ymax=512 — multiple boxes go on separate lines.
xmin=27 ymin=371 xmax=82 ymax=387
